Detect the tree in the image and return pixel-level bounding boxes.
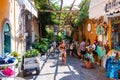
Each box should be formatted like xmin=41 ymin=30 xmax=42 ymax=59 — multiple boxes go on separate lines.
xmin=35 ymin=0 xmax=60 ymax=37
xmin=34 ymin=0 xmax=87 ymax=41
xmin=74 ymin=0 xmax=90 ymax=42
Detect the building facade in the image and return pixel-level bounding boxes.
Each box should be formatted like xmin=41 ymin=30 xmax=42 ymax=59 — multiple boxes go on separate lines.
xmin=88 ymin=0 xmax=108 ymax=45
xmin=0 ymin=0 xmax=39 ymax=57
xmin=105 ymin=0 xmax=120 ymax=50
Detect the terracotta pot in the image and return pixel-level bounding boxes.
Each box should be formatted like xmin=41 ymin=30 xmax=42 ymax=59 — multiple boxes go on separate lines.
xmin=84 ymin=61 xmax=93 ymax=69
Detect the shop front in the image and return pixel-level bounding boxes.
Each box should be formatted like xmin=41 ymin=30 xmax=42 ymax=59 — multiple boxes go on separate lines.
xmin=105 ymin=0 xmax=120 ymax=51
xmin=88 ymin=0 xmax=108 ymax=44
xmin=109 ymin=19 xmax=120 ymax=50
xmin=105 ymin=1 xmax=120 ymax=79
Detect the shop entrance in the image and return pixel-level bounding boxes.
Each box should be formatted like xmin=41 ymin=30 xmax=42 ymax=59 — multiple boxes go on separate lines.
xmin=112 ymin=23 xmax=120 ymax=50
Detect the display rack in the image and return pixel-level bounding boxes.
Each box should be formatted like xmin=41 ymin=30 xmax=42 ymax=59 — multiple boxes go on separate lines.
xmin=0 ymin=59 xmax=18 ymax=80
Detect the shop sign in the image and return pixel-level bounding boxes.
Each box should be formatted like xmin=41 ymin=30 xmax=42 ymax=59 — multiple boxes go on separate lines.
xmin=105 ymin=0 xmax=120 ymax=13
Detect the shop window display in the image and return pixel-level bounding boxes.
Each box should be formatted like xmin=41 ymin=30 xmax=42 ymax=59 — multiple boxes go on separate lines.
xmin=112 ymin=24 xmax=120 ymax=51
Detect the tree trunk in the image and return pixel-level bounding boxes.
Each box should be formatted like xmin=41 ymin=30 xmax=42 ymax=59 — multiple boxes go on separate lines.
xmin=78 ymin=26 xmax=82 ymax=42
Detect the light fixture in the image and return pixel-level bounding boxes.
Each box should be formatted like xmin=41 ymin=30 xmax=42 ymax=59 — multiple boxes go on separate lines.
xmin=28 ymin=13 xmax=32 ymax=20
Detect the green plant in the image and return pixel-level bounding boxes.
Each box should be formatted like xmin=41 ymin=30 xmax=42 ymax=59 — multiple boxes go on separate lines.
xmin=32 ymin=37 xmax=50 ymax=53
xmin=11 ymin=51 xmax=20 ymax=57
xmin=15 ymin=58 xmax=22 ymax=68
xmin=2 ymin=66 xmax=8 ymax=70
xmin=17 ymin=57 xmax=22 ymax=63
xmin=24 ymin=49 xmax=40 ymax=58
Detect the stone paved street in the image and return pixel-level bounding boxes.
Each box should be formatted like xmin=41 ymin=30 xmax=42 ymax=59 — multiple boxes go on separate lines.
xmin=17 ymin=52 xmax=107 ymax=80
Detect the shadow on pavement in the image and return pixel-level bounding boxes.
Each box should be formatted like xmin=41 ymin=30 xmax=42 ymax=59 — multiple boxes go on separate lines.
xmin=59 ymin=74 xmax=80 ymax=80
xmin=66 ymin=55 xmax=107 ymax=80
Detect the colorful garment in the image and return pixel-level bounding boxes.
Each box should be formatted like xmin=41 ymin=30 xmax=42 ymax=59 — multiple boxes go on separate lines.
xmin=106 ymin=57 xmax=120 ymax=80
xmin=96 ymin=46 xmax=106 ymax=59
xmin=96 ymin=25 xmax=104 ymax=35
xmin=85 ymin=53 xmax=94 ymax=63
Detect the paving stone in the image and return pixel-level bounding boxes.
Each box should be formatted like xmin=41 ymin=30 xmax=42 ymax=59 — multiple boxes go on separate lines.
xmin=17 ymin=53 xmax=107 ymax=80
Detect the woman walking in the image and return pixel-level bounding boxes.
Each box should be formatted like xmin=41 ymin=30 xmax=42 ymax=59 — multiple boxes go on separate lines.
xmin=60 ymin=40 xmax=66 ymax=65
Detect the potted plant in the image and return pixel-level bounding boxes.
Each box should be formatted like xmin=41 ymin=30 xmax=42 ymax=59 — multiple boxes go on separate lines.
xmin=32 ymin=37 xmax=50 ymax=56
xmin=22 ymin=49 xmax=40 ymax=76
xmin=11 ymin=51 xmax=20 ymax=57
xmin=84 ymin=48 xmax=94 ymax=69
xmin=84 ymin=56 xmax=93 ymax=69
xmin=24 ymin=49 xmax=40 ymax=58
xmin=10 ymin=51 xmax=21 ymax=68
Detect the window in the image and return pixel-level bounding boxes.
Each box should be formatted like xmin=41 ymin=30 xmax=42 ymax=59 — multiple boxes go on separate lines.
xmin=3 ymin=23 xmax=11 ymax=56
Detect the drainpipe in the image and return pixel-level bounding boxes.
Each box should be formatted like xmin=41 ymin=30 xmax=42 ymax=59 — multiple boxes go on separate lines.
xmin=14 ymin=0 xmax=16 ymax=51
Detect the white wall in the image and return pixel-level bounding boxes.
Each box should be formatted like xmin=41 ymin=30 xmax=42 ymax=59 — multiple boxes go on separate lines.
xmin=89 ymin=0 xmax=107 ymax=19
xmin=9 ymin=0 xmax=25 ymax=54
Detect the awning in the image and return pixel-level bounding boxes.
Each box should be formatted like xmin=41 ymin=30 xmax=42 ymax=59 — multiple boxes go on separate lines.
xmin=18 ymin=0 xmax=38 ymax=17
xmin=89 ymin=0 xmax=107 ymax=19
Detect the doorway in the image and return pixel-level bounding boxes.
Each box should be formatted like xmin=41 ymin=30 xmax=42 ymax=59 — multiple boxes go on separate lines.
xmin=112 ymin=23 xmax=120 ymax=50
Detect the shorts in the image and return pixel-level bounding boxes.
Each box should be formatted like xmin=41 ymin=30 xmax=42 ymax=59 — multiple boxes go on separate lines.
xmin=93 ymin=51 xmax=97 ymax=55
xmin=70 ymin=49 xmax=73 ymax=51
xmin=81 ymin=50 xmax=86 ymax=55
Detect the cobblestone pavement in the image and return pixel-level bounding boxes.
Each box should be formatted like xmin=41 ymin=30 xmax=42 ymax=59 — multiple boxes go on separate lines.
xmin=17 ymin=52 xmax=107 ymax=80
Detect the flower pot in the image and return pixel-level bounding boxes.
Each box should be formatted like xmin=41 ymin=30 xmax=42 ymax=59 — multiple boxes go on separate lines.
xmin=84 ymin=61 xmax=93 ymax=69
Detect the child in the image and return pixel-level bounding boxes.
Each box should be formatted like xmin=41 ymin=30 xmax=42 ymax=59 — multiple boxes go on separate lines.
xmin=84 ymin=47 xmax=94 ymax=69
xmin=85 ymin=47 xmax=94 ymax=63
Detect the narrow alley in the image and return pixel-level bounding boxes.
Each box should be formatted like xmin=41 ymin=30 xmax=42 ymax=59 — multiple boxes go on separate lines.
xmin=17 ymin=52 xmax=107 ymax=80
xmin=1 ymin=0 xmax=120 ymax=80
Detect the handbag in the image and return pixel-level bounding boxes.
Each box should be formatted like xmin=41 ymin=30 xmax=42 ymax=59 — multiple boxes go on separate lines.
xmin=2 ymin=68 xmax=14 ymax=76
xmin=7 ymin=57 xmax=16 ymax=63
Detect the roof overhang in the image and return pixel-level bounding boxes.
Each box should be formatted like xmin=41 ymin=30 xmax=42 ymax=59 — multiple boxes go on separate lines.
xmin=18 ymin=0 xmax=38 ymax=17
